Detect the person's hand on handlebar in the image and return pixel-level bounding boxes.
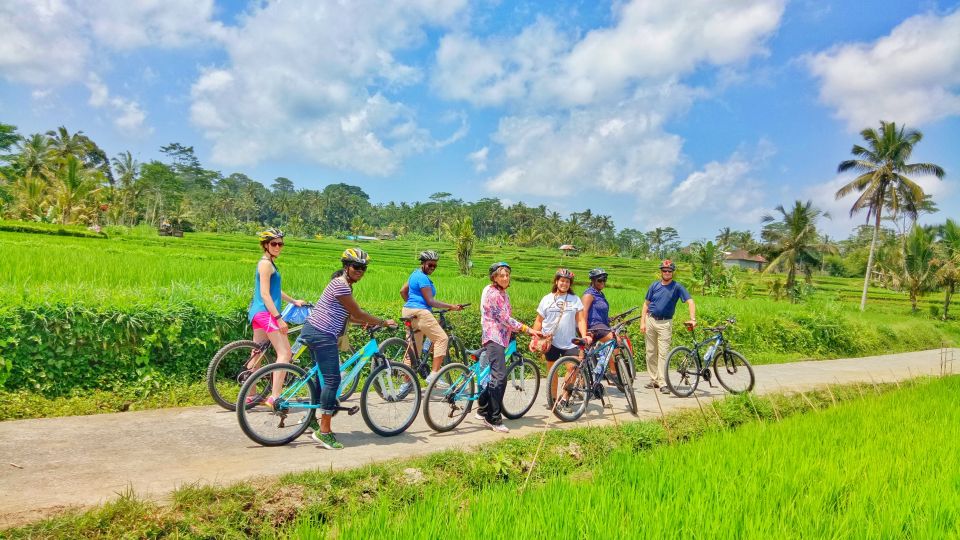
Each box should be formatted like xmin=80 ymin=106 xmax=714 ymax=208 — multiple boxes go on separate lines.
xmin=292 ymin=299 xmax=306 ymax=307
xmin=382 ymin=318 xmax=397 ymax=328
xmin=583 ymin=334 xmax=593 ymax=345
xmin=450 ymin=303 xmax=465 ymax=311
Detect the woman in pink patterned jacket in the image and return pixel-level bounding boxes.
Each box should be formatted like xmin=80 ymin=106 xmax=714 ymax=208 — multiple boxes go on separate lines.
xmin=478 ymin=261 xmax=541 ymax=433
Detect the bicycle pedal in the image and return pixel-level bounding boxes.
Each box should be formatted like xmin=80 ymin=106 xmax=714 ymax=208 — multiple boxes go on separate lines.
xmin=347 ymin=406 xmax=360 ymax=416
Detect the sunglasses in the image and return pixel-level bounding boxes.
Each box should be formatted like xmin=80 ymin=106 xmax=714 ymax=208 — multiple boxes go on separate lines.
xmin=269 ymin=241 xmax=284 ymax=248
xmin=595 ymin=277 xmax=607 ymax=283
xmin=350 ymin=262 xmax=368 ymax=271
xmin=661 ymin=269 xmax=674 ymax=273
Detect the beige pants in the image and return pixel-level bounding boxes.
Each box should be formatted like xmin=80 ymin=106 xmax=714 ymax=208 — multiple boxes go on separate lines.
xmin=401 ymin=308 xmax=449 ymax=357
xmin=645 ymin=316 xmax=673 ymax=385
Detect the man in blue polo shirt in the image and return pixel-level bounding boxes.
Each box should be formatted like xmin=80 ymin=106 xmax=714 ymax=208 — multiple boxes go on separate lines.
xmin=640 ymin=259 xmax=696 ymax=394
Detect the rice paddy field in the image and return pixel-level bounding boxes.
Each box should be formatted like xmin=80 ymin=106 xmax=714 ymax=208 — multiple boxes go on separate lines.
xmin=1 ymin=226 xmax=957 ymax=409
xmin=296 ymin=375 xmax=960 ymax=539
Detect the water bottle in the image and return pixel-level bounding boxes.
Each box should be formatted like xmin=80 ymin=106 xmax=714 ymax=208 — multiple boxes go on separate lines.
xmin=703 ymin=342 xmax=717 ymax=362
xmin=291 ymin=336 xmax=304 ymax=355
xmin=593 ymin=347 xmax=610 ymax=379
xmin=422 ymin=337 xmax=432 ymax=355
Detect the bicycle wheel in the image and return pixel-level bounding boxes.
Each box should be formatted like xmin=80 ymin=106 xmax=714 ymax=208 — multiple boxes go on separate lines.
xmin=665 ymin=346 xmax=701 ymax=398
xmin=446 ymin=335 xmax=468 ymax=364
xmin=713 ymin=349 xmax=755 ymax=394
xmin=502 ymin=355 xmax=541 ymax=419
xmin=616 ymin=355 xmax=638 ymax=415
xmin=423 ymin=363 xmax=474 ymax=432
xmin=236 ymin=363 xmax=317 ymax=447
xmin=618 ymin=343 xmax=637 ymax=383
xmin=361 ymin=360 xmax=421 ymax=437
xmin=547 ymin=356 xmax=590 ymax=422
xmin=207 ymin=340 xmax=274 ymax=411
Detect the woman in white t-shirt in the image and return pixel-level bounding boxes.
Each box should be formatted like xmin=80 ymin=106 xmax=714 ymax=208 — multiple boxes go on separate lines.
xmin=533 ymin=268 xmax=591 ymax=408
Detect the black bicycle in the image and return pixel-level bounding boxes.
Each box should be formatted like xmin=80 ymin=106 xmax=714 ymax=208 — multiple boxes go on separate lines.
xmin=609 ymin=306 xmax=641 ymax=383
xmin=546 ymin=315 xmax=642 ymax=421
xmin=377 ymin=305 xmax=470 ymax=381
xmin=664 ymin=317 xmax=755 ymax=397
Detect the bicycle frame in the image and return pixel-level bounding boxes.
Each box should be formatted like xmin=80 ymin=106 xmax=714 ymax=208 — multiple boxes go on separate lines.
xmin=444 ymin=338 xmax=520 ymax=402
xmin=275 ymin=336 xmax=383 ymax=410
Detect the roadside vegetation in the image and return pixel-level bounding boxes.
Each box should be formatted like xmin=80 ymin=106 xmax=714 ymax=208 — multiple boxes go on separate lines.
xmin=5 ymin=377 xmax=955 ymax=539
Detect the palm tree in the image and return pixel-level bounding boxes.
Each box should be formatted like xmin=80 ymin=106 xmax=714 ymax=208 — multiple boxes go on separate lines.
xmin=51 ymin=155 xmax=102 ymax=224
xmin=692 ymin=240 xmax=724 ymax=290
xmin=934 ymin=219 xmax=960 ymax=320
xmin=14 ymin=134 xmax=56 ymax=182
xmin=836 ymin=121 xmax=945 ymax=311
xmin=111 ymin=151 xmax=140 ymax=225
xmin=429 ymin=192 xmax=452 ymax=242
xmin=716 ymin=227 xmax=733 ymax=249
xmin=761 ymin=200 xmax=829 ymax=299
xmin=898 ymin=224 xmax=936 ymax=313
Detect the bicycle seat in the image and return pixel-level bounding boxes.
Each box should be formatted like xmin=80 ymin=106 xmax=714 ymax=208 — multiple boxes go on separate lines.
xmin=465 ymin=348 xmax=482 ymax=357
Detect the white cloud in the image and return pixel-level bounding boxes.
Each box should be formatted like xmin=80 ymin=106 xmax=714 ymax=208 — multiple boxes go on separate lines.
xmin=807 ymin=9 xmax=960 ymax=130
xmin=0 ymin=0 xmax=221 ymax=86
xmin=468 ymin=147 xmax=489 ymax=172
xmin=664 ymin=148 xmax=769 ymax=228
xmin=189 ymin=1 xmax=469 ymax=174
xmin=434 ymin=0 xmax=785 ymax=108
xmin=85 ymin=73 xmax=151 ymax=136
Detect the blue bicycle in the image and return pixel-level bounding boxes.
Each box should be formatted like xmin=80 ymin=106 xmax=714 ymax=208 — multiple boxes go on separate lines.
xmin=236 ymin=325 xmax=421 ymax=445
xmin=422 ymin=338 xmax=540 ymax=432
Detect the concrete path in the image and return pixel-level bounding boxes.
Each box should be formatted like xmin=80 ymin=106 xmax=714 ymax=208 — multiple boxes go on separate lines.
xmin=1 ymin=348 xmax=955 ymax=527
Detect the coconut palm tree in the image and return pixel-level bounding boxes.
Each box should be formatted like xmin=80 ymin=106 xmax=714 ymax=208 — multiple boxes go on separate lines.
xmin=836 ymin=121 xmax=945 ymax=311
xmin=761 ymin=200 xmax=829 ymax=299
xmin=14 ymin=134 xmax=56 ymax=182
xmin=51 ymin=155 xmax=102 ymax=224
xmin=934 ymin=219 xmax=960 ymax=320
xmin=898 ymin=224 xmax=936 ymax=313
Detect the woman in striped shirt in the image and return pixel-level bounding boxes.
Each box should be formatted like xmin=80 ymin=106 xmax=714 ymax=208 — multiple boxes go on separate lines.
xmin=300 ymin=248 xmax=396 ymax=450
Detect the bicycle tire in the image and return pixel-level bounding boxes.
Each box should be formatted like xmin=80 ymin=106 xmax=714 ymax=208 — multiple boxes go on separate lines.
xmin=423 ymin=362 xmax=474 ymax=432
xmin=713 ymin=349 xmax=755 ymax=394
xmin=619 ymin=343 xmax=637 ymax=383
xmin=446 ymin=335 xmax=467 ymax=364
xmin=665 ymin=346 xmax=701 ymax=397
xmin=547 ymin=356 xmax=590 ymax=422
xmin=616 ymin=355 xmax=638 ymax=415
xmin=360 ymin=360 xmax=421 ymax=437
xmin=207 ymin=340 xmax=274 ymax=411
xmin=236 ymin=362 xmax=317 ymax=447
xmin=501 ymin=355 xmax=541 ymax=420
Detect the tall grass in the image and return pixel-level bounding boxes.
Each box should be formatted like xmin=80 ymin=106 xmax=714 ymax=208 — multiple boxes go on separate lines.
xmin=309 ymin=376 xmax=960 ymax=538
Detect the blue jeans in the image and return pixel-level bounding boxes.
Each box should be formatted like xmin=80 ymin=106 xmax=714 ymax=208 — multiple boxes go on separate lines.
xmin=300 ymin=324 xmax=341 ymax=415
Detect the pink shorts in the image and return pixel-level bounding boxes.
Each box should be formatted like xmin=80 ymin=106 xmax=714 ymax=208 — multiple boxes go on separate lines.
xmin=251 ymin=311 xmax=282 ymax=333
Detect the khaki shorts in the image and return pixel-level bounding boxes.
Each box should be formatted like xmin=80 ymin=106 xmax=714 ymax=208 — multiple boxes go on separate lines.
xmin=401 ymin=308 xmax=449 ymax=357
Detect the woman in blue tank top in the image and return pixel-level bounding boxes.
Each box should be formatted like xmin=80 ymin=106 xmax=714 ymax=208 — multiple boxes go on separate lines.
xmin=247 ymin=228 xmax=305 ymax=407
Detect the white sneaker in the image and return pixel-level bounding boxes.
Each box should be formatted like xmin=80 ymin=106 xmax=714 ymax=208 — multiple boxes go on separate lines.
xmin=474 ymin=412 xmax=484 ymax=420
xmin=483 ymin=419 xmax=509 ymax=433
xmin=425 ymin=372 xmax=449 ymax=390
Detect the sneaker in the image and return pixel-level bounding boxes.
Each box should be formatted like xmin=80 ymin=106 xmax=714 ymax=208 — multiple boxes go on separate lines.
xmin=660 ymin=386 xmax=671 ymax=395
xmin=474 ymin=412 xmax=485 ymax=421
xmin=643 ymin=381 xmax=659 ymax=389
xmin=483 ymin=419 xmax=509 ymax=433
xmin=311 ymin=431 xmax=344 ymax=450
xmin=396 ymin=382 xmax=412 ymax=400
xmin=425 ymin=373 xmax=449 ymax=390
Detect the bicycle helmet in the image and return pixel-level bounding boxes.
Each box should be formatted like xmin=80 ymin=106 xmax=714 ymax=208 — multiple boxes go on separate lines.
xmin=341 ymin=247 xmax=370 ymax=264
xmin=257 ymin=227 xmax=285 ymax=242
xmin=555 ymin=268 xmax=574 ymax=280
xmin=418 ymin=250 xmax=439 ymax=262
xmin=489 ymin=261 xmax=511 ymax=277
xmin=588 ymin=268 xmax=608 ymax=280
xmin=659 ymin=259 xmax=676 ymax=271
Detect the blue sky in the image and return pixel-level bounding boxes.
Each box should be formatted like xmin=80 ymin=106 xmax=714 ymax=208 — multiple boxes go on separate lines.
xmin=2 ymin=0 xmax=958 ymax=243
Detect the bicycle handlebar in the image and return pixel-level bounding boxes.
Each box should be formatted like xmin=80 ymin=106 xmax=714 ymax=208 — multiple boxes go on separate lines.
xmin=610 ymin=306 xmax=640 ymax=322
xmin=436 ymin=303 xmax=471 ymax=314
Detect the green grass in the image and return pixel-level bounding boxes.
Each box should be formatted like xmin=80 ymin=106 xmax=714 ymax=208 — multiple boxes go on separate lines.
xmin=5 ymin=378 xmax=938 ymax=539
xmin=307 ymin=375 xmax=960 ymax=538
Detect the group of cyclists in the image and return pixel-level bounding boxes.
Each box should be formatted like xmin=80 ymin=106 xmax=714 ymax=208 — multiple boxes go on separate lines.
xmin=247 ymin=227 xmax=696 ymax=450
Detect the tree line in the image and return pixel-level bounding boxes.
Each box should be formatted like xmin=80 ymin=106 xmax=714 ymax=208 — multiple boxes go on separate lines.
xmin=0 ymin=120 xmax=953 ymax=315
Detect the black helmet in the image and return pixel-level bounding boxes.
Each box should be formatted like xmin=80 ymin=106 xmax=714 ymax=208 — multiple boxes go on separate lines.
xmin=418 ymin=250 xmax=439 ymax=262
xmin=341 ymin=247 xmax=370 ymax=264
xmin=489 ymin=261 xmax=511 ymax=277
xmin=588 ymin=268 xmax=608 ymax=280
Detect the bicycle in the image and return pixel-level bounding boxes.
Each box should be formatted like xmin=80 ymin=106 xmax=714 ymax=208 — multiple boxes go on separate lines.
xmin=377 ymin=305 xmax=470 ymax=382
xmin=422 ymin=338 xmax=541 ymax=432
xmin=609 ymin=306 xmax=641 ymax=383
xmin=546 ymin=315 xmax=642 ymax=422
xmin=206 ymin=305 xmax=359 ymax=410
xmin=235 ymin=324 xmax=420 ymax=445
xmin=664 ymin=317 xmax=755 ymax=397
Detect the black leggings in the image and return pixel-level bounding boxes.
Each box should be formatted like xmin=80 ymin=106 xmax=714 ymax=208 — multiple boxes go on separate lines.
xmin=545 ymin=345 xmax=579 ymax=362
xmin=477 ymin=341 xmax=507 ymax=424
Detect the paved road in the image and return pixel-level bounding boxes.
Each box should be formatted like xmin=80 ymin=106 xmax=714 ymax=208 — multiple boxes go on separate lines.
xmin=1 ymin=348 xmax=955 ymax=527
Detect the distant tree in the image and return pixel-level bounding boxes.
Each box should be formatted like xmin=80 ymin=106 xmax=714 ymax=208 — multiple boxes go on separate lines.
xmin=934 ymin=219 xmax=960 ymax=320
xmin=446 ymin=216 xmax=475 ymax=275
xmin=691 ymin=240 xmax=724 ymax=291
xmin=761 ymin=200 xmax=829 ymax=298
xmin=897 ymin=224 xmax=937 ymax=313
xmin=646 ymin=227 xmax=679 ymax=260
xmin=836 ymin=121 xmax=945 ymax=311
xmin=51 ymin=155 xmax=102 ymax=224
xmin=271 ymin=177 xmax=295 ymax=193
xmin=429 ymin=191 xmax=452 ymax=242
